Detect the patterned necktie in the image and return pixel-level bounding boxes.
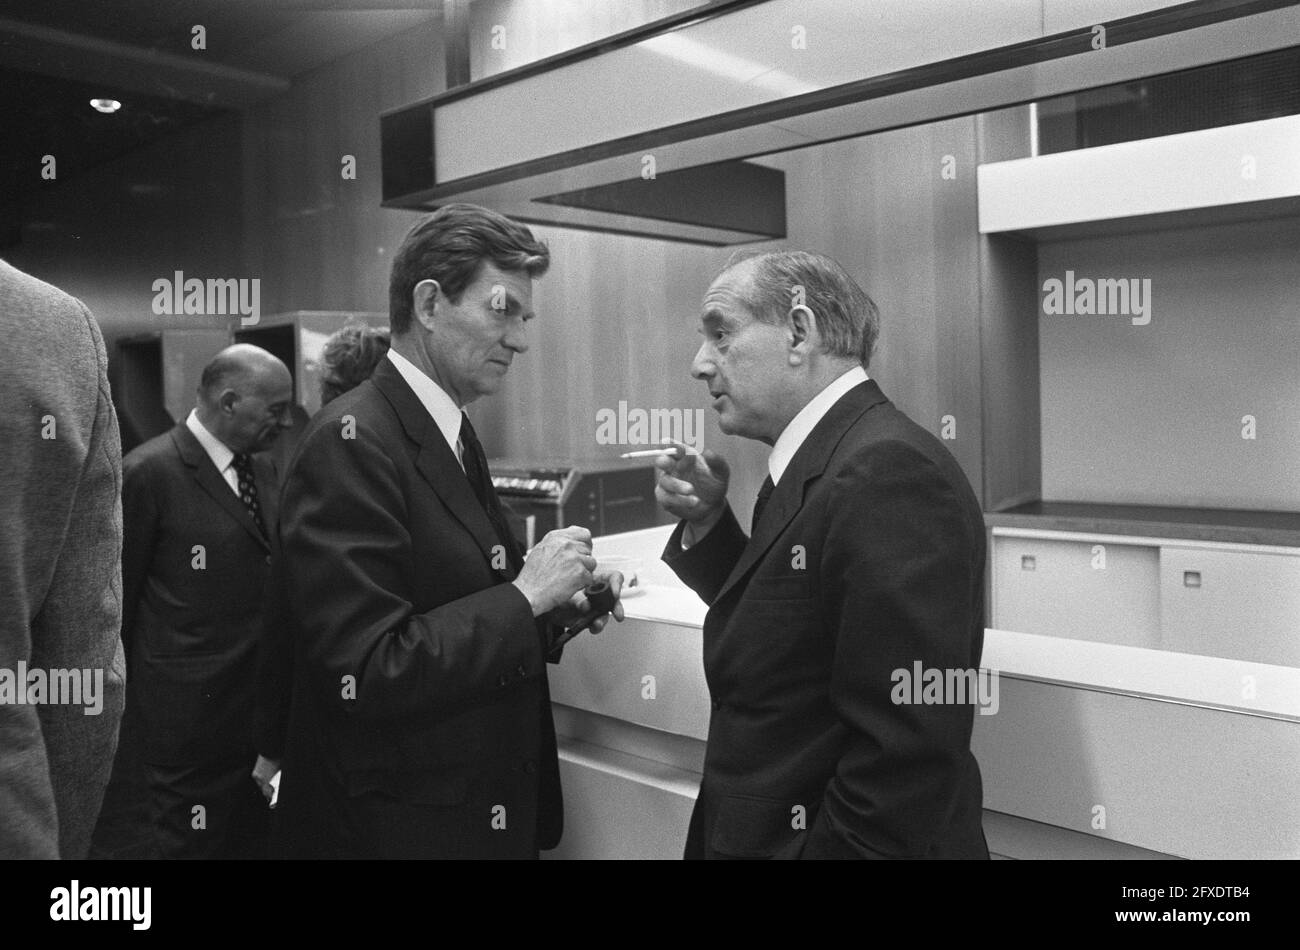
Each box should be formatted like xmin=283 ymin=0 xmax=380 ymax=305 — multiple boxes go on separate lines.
xmin=752 ymin=475 xmax=775 ymax=534
xmin=231 ymin=452 xmax=267 ymax=540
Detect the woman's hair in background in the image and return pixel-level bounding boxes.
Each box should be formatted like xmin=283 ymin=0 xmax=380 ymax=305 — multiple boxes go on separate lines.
xmin=319 ymin=322 xmax=392 ymax=406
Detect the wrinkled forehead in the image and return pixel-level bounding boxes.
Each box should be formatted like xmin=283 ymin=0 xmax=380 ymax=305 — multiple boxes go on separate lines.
xmin=701 ymin=261 xmax=758 ymax=323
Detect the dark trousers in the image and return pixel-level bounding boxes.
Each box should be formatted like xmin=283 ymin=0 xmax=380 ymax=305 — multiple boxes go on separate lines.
xmin=88 ymin=702 xmax=158 ymax=859
xmin=145 ymin=756 xmax=269 ymax=859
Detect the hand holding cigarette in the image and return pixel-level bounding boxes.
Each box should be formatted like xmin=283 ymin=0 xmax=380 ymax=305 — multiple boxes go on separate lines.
xmin=652 ymin=439 xmax=730 ymax=535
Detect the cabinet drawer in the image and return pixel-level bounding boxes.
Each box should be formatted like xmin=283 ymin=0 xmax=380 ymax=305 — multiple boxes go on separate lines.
xmin=547 ymin=616 xmax=710 ymax=740
xmin=992 ymin=535 xmax=1160 ymax=647
xmin=1159 ymin=546 xmax=1300 ymax=666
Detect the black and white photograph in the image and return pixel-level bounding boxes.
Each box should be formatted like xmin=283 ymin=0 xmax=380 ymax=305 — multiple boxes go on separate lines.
xmin=0 ymin=0 xmax=1295 ymax=929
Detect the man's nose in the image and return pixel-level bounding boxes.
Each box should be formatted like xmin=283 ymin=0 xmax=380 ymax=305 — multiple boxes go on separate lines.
xmin=504 ymin=320 xmax=529 ymax=354
xmin=691 ymin=343 xmax=714 ymax=381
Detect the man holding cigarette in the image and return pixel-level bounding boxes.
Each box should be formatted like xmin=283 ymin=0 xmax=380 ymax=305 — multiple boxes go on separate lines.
xmin=273 ymin=203 xmax=622 ymax=859
xmin=655 ymin=250 xmax=988 ymax=859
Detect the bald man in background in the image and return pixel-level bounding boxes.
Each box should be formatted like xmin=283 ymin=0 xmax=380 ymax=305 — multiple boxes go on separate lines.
xmin=112 ymin=344 xmax=293 ymax=859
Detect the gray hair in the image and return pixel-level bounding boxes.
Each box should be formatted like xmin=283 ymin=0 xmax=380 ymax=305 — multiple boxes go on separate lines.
xmin=726 ymin=250 xmax=880 ymax=368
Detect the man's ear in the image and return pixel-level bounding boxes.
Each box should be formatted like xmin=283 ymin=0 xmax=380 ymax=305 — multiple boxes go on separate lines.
xmin=787 ymin=304 xmax=816 ymax=364
xmin=412 ymin=279 xmax=441 ymax=331
xmin=218 ymin=389 xmax=239 ymax=415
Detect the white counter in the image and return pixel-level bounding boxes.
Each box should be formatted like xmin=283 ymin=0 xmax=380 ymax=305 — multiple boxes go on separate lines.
xmin=545 ymin=525 xmax=1300 ymax=859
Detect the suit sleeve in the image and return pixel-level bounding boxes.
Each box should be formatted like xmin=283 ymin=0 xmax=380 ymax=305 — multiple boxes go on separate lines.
xmin=661 ymin=504 xmax=747 ymax=605
xmin=280 ymin=418 xmax=543 ymax=725
xmin=801 ymin=441 xmax=982 ymax=859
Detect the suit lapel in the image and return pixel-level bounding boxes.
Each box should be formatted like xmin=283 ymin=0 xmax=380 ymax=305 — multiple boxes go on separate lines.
xmin=712 ymin=380 xmax=889 ymax=607
xmin=371 ymin=360 xmax=518 ymax=582
xmin=170 ymin=424 xmax=271 ymax=552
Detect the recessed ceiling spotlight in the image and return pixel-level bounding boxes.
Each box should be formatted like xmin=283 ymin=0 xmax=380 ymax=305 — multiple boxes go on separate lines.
xmin=90 ymin=98 xmax=121 ymax=114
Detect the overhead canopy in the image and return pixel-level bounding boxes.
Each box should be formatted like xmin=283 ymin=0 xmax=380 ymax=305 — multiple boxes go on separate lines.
xmin=381 ymin=0 xmax=1300 ymax=244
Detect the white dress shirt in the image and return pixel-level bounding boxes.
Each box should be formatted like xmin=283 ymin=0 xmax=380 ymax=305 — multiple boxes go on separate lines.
xmin=385 ymin=349 xmax=466 ymax=470
xmin=768 ymin=365 xmax=869 ymax=485
xmin=185 ymin=409 xmax=240 ymax=495
xmin=681 ymin=365 xmax=869 ymax=550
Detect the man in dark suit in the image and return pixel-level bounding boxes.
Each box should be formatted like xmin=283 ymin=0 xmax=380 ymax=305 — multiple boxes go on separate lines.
xmin=273 ymin=203 xmax=622 ymax=859
xmin=117 ymin=344 xmax=293 ymax=859
xmin=0 ymin=259 xmax=126 ymax=859
xmin=655 ymin=250 xmax=988 ymax=859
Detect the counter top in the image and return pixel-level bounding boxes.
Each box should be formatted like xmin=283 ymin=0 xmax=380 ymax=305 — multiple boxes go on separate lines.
xmin=986 ymin=500 xmax=1300 ymax=548
xmin=594 ymin=524 xmax=1300 ymax=721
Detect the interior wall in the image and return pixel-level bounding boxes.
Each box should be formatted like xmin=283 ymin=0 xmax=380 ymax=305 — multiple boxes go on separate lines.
xmin=1038 ymin=215 xmax=1300 ymax=511
xmin=239 ymin=19 xmax=444 ymax=319
xmin=1 ymin=113 xmax=245 ymax=352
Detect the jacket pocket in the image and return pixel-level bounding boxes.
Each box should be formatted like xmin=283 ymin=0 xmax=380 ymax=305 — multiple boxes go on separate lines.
xmin=344 ymin=769 xmax=471 ymax=807
xmin=711 ymin=794 xmax=803 ymax=858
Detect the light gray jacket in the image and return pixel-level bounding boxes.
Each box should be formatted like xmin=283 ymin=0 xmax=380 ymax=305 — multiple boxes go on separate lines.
xmin=0 ymin=258 xmax=126 ymax=858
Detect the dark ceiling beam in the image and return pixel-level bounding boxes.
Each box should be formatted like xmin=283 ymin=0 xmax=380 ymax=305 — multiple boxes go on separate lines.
xmin=0 ymin=15 xmax=289 ymax=109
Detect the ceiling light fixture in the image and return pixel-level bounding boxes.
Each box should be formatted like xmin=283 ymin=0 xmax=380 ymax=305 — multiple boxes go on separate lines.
xmin=90 ymin=98 xmax=122 ymax=114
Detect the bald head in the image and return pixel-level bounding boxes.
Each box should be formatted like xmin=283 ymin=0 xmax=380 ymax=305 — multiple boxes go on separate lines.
xmin=196 ymin=344 xmax=294 ymax=453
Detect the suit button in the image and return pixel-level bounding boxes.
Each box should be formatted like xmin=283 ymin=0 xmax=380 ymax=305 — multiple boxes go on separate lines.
xmin=523 ymin=760 xmax=537 ymax=774
xmin=497 ymin=674 xmax=509 ymax=687
xmin=516 ymin=665 xmax=527 ymax=678
xmin=264 ymin=555 xmax=271 ymax=564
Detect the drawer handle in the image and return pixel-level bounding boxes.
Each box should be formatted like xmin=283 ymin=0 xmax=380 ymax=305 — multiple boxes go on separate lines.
xmin=1183 ymin=571 xmax=1201 ymax=588
xmin=1021 ymin=555 xmax=1036 ymax=571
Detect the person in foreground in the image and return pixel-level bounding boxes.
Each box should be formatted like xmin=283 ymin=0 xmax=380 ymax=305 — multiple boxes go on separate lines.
xmin=273 ymin=204 xmax=622 ymax=859
xmin=0 ymin=259 xmax=126 ymax=859
xmin=656 ymin=250 xmax=989 ymax=859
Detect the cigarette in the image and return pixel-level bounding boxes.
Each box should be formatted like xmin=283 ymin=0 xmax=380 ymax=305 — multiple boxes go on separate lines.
xmin=620 ymin=448 xmax=677 ymax=458
xmin=620 ymin=440 xmax=701 ymax=459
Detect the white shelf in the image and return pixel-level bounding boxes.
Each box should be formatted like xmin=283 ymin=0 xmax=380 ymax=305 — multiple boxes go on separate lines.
xmin=978 ymin=113 xmax=1300 ymax=237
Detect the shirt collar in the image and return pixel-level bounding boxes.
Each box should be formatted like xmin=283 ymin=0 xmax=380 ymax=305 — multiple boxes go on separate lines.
xmin=185 ymin=408 xmax=235 ymax=475
xmin=769 ymin=366 xmax=869 ymax=486
xmin=385 ymin=349 xmax=464 ymax=461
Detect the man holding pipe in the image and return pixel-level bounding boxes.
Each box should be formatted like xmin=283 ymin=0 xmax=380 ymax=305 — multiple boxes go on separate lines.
xmin=655 ymin=250 xmax=988 ymax=859
xmin=273 ymin=204 xmax=622 ymax=859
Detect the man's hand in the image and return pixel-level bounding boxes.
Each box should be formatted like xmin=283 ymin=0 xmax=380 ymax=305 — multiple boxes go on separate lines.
xmin=548 ymin=569 xmax=627 ymax=635
xmin=251 ymin=755 xmax=280 ymax=804
xmin=512 ymin=526 xmax=596 ymax=616
xmin=654 ymin=444 xmax=730 ymax=544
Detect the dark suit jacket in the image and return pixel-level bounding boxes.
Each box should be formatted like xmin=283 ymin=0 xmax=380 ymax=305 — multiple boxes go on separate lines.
xmin=272 ymin=358 xmax=562 ymax=859
xmin=0 ymin=259 xmax=126 ymax=859
xmin=121 ymin=422 xmax=277 ymax=766
xmin=664 ymin=380 xmax=988 ymax=859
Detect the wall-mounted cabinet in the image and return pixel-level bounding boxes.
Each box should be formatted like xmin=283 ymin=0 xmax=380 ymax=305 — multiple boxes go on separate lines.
xmin=975 ymin=109 xmax=1300 ymax=627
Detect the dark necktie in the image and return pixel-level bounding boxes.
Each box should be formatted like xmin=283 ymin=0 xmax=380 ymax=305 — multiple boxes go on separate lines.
xmin=459 ymin=412 xmax=493 ymax=511
xmin=231 ymin=452 xmax=267 ymax=540
xmin=459 ymin=413 xmax=518 ymax=567
xmin=752 ymin=475 xmax=775 ymax=534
